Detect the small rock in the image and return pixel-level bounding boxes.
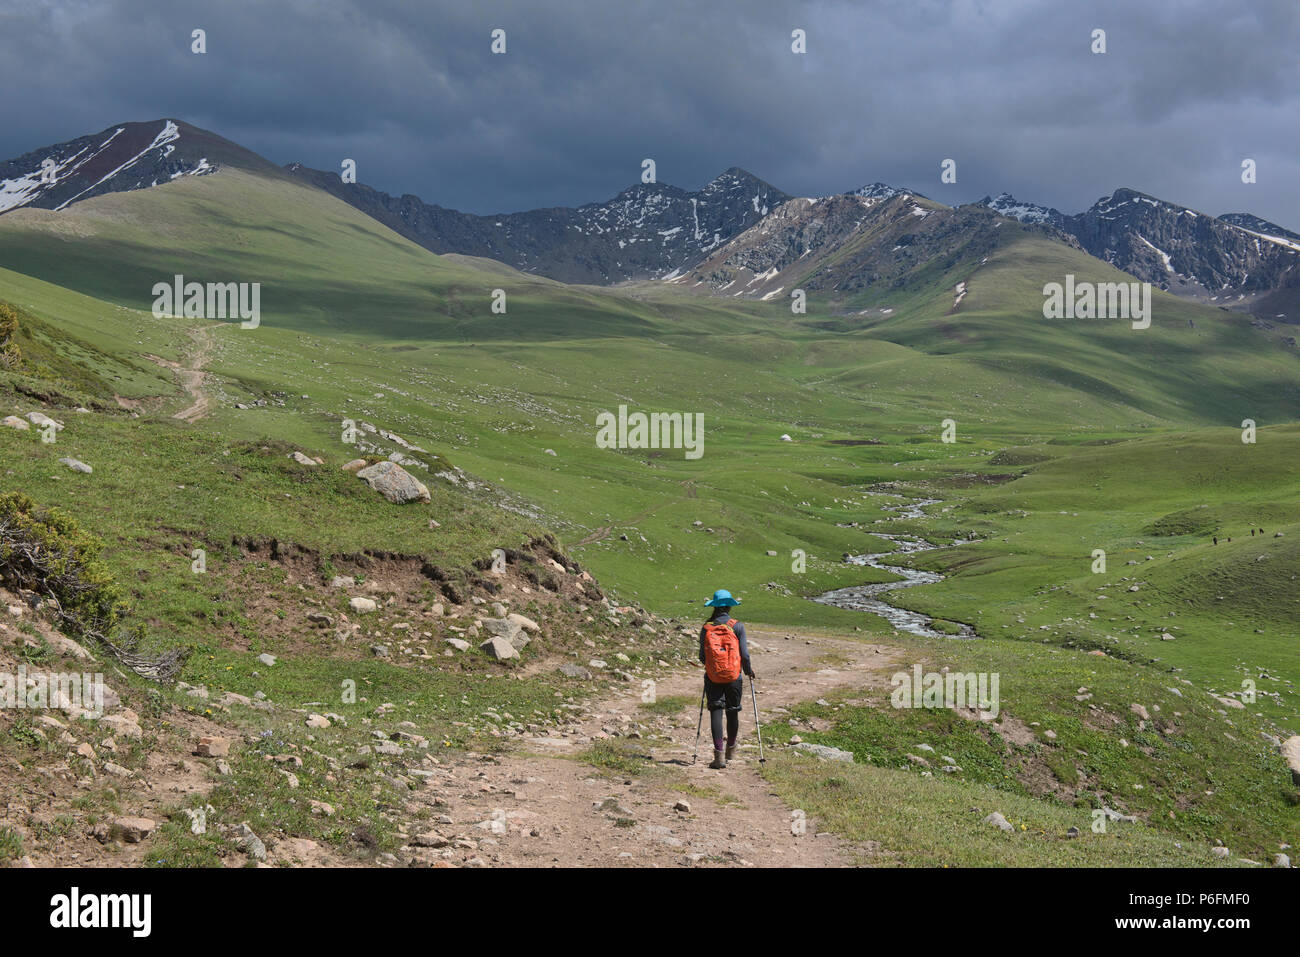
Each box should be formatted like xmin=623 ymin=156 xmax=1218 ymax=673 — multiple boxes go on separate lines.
xmin=235 ymin=823 xmax=267 ymax=860
xmin=195 ymin=736 xmax=231 ymax=757
xmin=114 ymin=817 xmax=156 ymax=843
xmin=793 ymin=742 xmax=854 ymax=763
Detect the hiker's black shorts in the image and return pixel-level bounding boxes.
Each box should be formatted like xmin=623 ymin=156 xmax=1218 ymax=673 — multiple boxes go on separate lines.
xmin=704 ymin=676 xmax=743 ymax=712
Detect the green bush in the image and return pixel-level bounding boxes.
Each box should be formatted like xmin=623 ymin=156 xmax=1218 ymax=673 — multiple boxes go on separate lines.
xmin=0 ymin=491 xmax=128 ymax=629
xmin=0 ymin=302 xmax=20 ymax=369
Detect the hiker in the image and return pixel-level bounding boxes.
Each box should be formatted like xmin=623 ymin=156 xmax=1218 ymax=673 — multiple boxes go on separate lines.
xmin=699 ymin=589 xmax=754 ymax=770
xmin=1213 ymin=536 xmax=1218 ymax=545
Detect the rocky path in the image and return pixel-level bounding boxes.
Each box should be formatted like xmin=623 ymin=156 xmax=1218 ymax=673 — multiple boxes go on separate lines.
xmin=406 ymin=628 xmax=906 ymax=867
xmin=146 ymin=324 xmax=216 ymax=422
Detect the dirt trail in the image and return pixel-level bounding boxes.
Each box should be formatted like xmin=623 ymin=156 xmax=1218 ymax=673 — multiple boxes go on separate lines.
xmin=414 ymin=628 xmax=906 ymax=867
xmin=147 ymin=325 xmax=216 ymax=422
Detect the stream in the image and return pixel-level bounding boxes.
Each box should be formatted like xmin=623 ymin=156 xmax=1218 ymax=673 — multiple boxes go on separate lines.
xmin=812 ymin=492 xmax=978 ymax=639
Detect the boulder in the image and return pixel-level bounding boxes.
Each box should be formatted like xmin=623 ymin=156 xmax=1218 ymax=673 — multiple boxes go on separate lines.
xmin=2 ymin=415 xmax=29 ymax=430
xmin=100 ymin=714 xmax=142 ymax=739
xmin=793 ymin=742 xmax=854 ymax=763
xmin=983 ymin=812 xmax=1014 ymax=832
xmin=289 ymin=451 xmax=316 ymax=466
xmin=504 ymin=613 xmax=540 ymax=634
xmin=195 ymin=736 xmax=231 ymax=757
xmin=355 ymin=461 xmax=430 ymax=504
xmin=482 ymin=617 xmax=523 ymax=642
xmin=115 ymin=817 xmax=156 ymax=843
xmin=235 ymin=823 xmax=267 ymax=861
xmin=26 ymin=411 xmax=63 ymax=431
xmin=341 ymin=458 xmax=367 ymax=472
xmin=1282 ymin=735 xmax=1300 ymax=786
xmin=58 ymin=457 xmax=92 ymax=474
xmin=480 ymin=635 xmax=518 ymax=660
xmin=349 ymin=596 xmax=377 ymax=614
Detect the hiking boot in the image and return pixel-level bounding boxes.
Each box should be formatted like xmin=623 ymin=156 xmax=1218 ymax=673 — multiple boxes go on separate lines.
xmin=725 ymin=743 xmax=737 ymax=760
xmin=708 ymin=749 xmax=727 ymax=769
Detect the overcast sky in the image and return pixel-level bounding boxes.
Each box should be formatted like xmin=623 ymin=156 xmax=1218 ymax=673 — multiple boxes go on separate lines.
xmin=3 ymin=0 xmax=1297 ymax=225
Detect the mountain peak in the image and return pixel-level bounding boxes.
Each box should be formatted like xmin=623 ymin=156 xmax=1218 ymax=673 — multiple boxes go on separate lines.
xmin=0 ymin=118 xmax=282 ymax=215
xmin=851 ymin=182 xmax=919 ymax=201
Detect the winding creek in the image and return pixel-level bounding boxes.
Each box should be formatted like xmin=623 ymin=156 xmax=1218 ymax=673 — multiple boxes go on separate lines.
xmin=812 ymin=492 xmax=979 ymax=639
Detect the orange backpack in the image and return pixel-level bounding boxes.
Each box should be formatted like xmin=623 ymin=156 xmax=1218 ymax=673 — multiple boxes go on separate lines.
xmin=703 ymin=618 xmax=742 ymax=683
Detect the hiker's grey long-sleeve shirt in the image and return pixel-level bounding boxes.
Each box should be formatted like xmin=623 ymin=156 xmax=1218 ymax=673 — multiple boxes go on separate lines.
xmin=698 ymin=611 xmax=752 ymax=677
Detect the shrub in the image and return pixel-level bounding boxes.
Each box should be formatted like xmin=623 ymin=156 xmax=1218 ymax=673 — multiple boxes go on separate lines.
xmin=0 ymin=491 xmax=127 ymax=628
xmin=0 ymin=302 xmax=21 ymax=369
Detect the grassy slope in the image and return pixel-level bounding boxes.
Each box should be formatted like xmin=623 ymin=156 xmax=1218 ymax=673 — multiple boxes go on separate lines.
xmin=1 ymin=167 xmax=1297 ymax=864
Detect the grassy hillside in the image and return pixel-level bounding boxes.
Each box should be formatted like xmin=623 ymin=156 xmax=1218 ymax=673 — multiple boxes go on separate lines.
xmin=1 ymin=166 xmax=1296 ymax=865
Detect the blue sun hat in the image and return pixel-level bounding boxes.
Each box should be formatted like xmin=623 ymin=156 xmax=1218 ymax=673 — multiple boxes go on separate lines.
xmin=705 ymin=589 xmax=740 ymax=607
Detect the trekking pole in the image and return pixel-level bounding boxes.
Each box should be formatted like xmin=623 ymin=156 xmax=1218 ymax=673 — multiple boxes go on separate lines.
xmin=749 ymin=676 xmax=765 ymax=764
xmin=691 ymin=687 xmax=706 ymax=765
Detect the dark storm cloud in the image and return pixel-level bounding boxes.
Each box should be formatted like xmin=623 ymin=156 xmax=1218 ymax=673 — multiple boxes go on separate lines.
xmin=2 ymin=0 xmax=1297 ymax=225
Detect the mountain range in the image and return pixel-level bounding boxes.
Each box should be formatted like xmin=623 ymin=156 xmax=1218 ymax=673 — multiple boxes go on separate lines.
xmin=2 ymin=117 xmax=1297 ymax=321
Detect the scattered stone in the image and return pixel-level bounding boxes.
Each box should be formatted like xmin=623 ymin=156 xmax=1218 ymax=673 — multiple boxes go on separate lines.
xmin=289 ymin=451 xmax=316 ymax=466
xmin=58 ymin=457 xmax=92 ymax=474
xmin=257 ymin=653 xmax=277 ymax=667
xmin=793 ymin=742 xmax=854 ymax=763
xmin=341 ymin=458 xmax=367 ymax=472
xmin=195 ymin=736 xmax=231 ymax=758
xmin=1130 ymin=703 xmax=1150 ymax=721
xmin=673 ymin=800 xmax=691 ymax=813
xmin=26 ymin=411 xmax=63 ymax=431
xmin=349 ymin=596 xmax=377 ymax=614
xmin=1282 ymin=736 xmax=1300 ymax=786
xmin=506 ymin=613 xmax=541 ymax=634
xmin=2 ymin=415 xmax=29 ymax=430
xmin=983 ymin=812 xmax=1014 ymax=832
xmin=480 ymin=635 xmax=518 ymax=660
xmin=235 ymin=823 xmax=267 ymax=861
xmin=444 ymin=638 xmax=470 ymax=652
xmin=100 ymin=714 xmax=142 ymax=739
xmin=1211 ymin=846 xmax=1230 ymax=859
xmin=114 ymin=817 xmax=156 ymax=843
xmin=306 ymin=714 xmax=331 ymax=729
xmin=1274 ymin=853 xmax=1291 ymax=868
xmin=355 ymin=461 xmax=431 ymax=504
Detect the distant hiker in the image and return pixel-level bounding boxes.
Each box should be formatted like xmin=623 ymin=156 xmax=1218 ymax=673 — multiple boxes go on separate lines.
xmin=1213 ymin=536 xmax=1218 ymax=545
xmin=699 ymin=589 xmax=754 ymax=770
xmin=1252 ymin=529 xmax=1256 ymax=536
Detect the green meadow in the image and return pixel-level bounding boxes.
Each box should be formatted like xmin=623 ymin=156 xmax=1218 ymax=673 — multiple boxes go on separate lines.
xmin=1 ymin=168 xmax=1296 ymax=863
